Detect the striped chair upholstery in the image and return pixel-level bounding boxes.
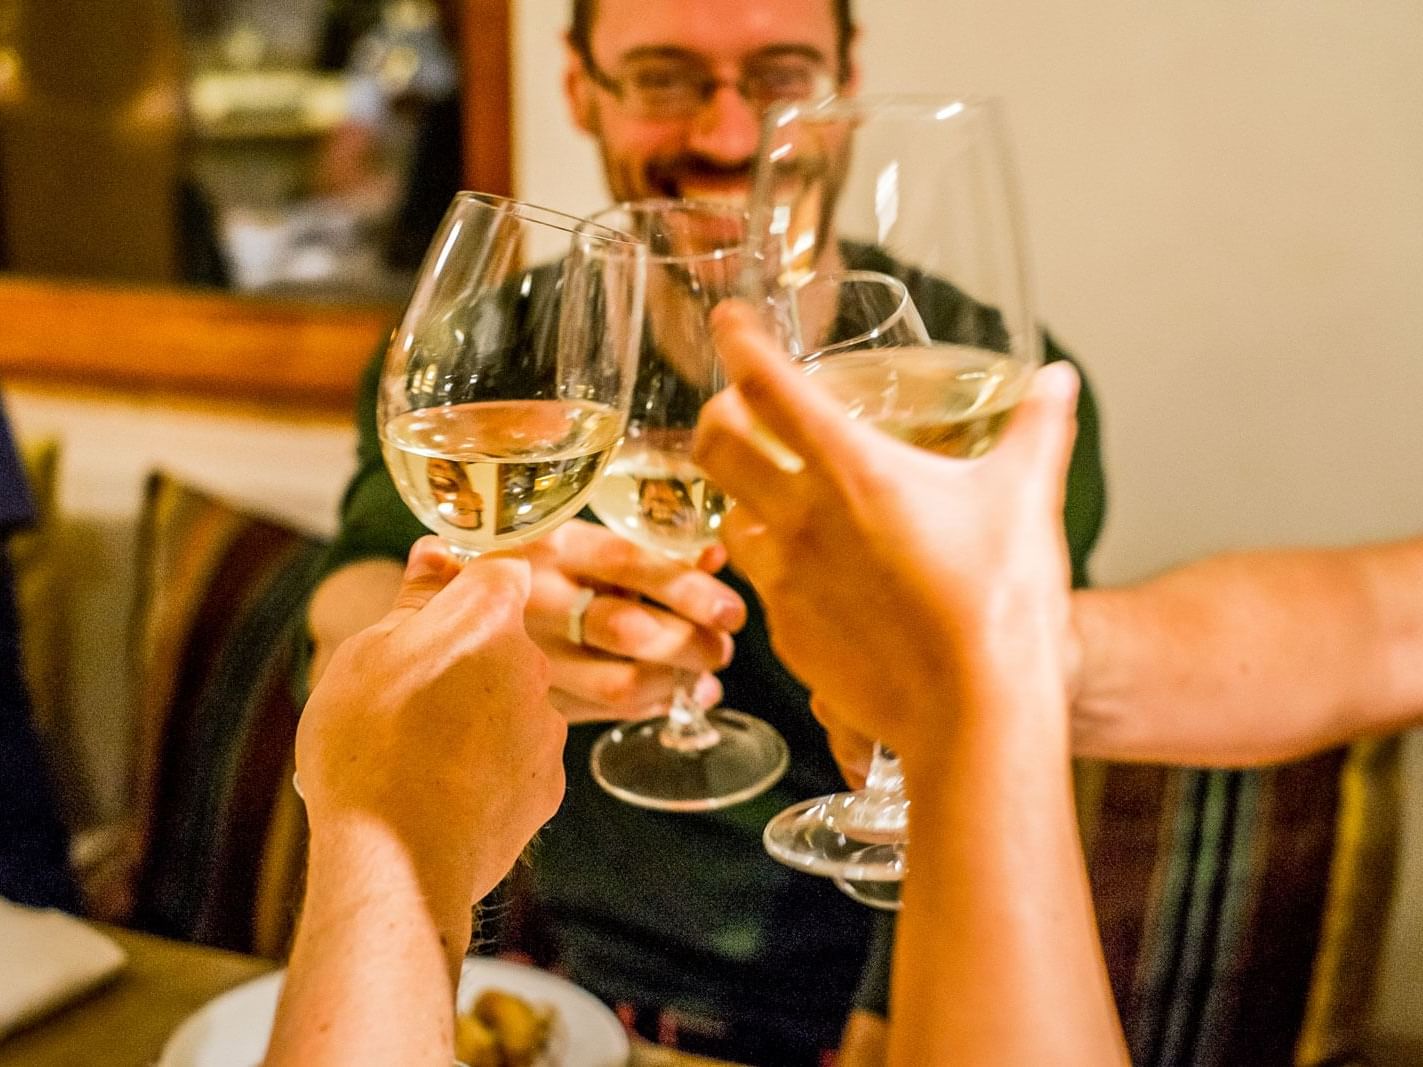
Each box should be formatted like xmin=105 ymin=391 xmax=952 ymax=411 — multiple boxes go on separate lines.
xmin=1078 ymin=740 xmax=1400 ymax=1067
xmin=126 ymin=472 xmax=322 ymax=958
xmin=13 ymin=437 xmax=69 ymax=752
xmin=114 ymin=470 xmax=1402 ymax=1060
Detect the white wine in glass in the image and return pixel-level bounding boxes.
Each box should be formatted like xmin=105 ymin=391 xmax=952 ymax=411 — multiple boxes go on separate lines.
xmin=378 ymin=192 xmax=647 ymax=558
xmin=590 ymin=436 xmax=729 ymax=559
xmin=384 ymin=398 xmax=625 ymax=554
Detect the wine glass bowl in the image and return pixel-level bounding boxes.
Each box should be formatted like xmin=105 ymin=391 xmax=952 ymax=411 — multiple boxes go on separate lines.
xmin=377 ymin=193 xmax=647 ymax=558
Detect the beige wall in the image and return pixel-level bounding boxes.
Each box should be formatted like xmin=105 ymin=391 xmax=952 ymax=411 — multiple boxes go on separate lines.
xmin=513 ymin=0 xmax=1423 ymax=1039
xmin=516 ymin=0 xmax=1423 ymax=576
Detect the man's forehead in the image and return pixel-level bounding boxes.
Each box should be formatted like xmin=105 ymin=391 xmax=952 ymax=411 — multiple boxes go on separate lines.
xmin=590 ymin=0 xmax=838 ymax=61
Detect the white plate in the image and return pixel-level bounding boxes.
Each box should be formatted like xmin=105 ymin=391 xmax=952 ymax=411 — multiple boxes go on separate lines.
xmin=158 ymin=956 xmax=630 ymax=1067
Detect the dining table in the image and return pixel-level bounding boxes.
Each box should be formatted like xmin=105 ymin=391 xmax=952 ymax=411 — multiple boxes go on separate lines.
xmin=0 ymin=924 xmax=742 ymax=1067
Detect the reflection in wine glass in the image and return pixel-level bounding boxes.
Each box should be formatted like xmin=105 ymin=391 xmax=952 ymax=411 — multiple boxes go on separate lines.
xmin=637 ymin=474 xmax=698 ymax=535
xmin=426 ymin=457 xmax=486 ymax=531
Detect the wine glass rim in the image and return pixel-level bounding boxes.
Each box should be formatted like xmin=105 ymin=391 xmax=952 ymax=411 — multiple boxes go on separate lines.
xmin=450 ymin=190 xmax=643 ymax=247
xmin=586 ymin=198 xmax=749 ymax=265
xmin=787 ymin=270 xmax=917 ymax=363
xmin=766 ymin=92 xmax=1002 ymax=129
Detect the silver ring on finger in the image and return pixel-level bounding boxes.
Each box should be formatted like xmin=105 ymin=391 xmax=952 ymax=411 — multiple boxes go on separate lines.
xmin=567 ymin=587 xmax=596 ymax=647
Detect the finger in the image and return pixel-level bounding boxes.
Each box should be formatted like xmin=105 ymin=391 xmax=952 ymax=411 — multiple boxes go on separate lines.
xmin=560 ymin=659 xmax=679 ymax=716
xmin=709 ymin=300 xmax=866 ymax=468
xmin=810 ymin=695 xmax=876 ymax=789
xmin=826 ymin=733 xmax=871 ymax=791
xmin=696 ymin=542 xmax=728 ymax=574
xmin=574 ymin=594 xmax=733 ymax=672
xmin=693 ymin=387 xmax=808 ymax=522
xmin=553 ymin=523 xmax=746 ymax=632
xmin=380 ymin=536 xmax=463 ymax=623
xmin=550 ymin=672 xmax=723 ymax=725
xmin=717 ymin=508 xmax=782 ymax=595
xmin=544 ymin=653 xmax=684 ymax=718
xmin=418 ymin=551 xmax=534 ymax=635
xmin=992 ymin=361 xmax=1081 ymax=493
xmin=550 ymin=689 xmax=667 ymax=725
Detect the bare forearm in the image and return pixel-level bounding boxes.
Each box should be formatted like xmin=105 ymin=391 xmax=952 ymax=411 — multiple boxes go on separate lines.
xmin=890 ymin=641 xmax=1127 ymax=1067
xmin=1072 ymin=539 xmax=1423 ymax=766
xmin=264 ymin=819 xmax=472 ymax=1067
xmin=307 ymin=559 xmax=405 ymax=685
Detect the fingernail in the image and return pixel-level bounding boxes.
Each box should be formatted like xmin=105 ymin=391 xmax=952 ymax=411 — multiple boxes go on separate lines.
xmin=717 ymin=636 xmax=735 ymax=668
xmin=747 ymin=419 xmax=804 ymax=473
xmin=693 ymin=673 xmax=723 ymax=706
xmin=715 ymin=601 xmax=744 ymax=631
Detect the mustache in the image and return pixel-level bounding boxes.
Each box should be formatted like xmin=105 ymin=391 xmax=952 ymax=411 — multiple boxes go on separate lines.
xmin=645 ymin=154 xmax=754 ymax=193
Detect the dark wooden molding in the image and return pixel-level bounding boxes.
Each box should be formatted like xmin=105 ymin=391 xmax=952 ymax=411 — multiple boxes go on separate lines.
xmin=457 ymin=0 xmax=514 ymax=197
xmin=0 ymin=275 xmax=392 ymax=414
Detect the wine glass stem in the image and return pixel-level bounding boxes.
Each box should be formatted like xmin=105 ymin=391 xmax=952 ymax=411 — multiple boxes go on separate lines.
xmin=842 ymin=743 xmax=909 ymax=843
xmin=864 ymin=744 xmax=904 ymax=798
xmin=659 ymin=672 xmax=721 ymax=753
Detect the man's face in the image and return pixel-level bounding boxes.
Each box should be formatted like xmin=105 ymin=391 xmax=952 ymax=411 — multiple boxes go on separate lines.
xmin=565 ymin=0 xmax=855 ymax=207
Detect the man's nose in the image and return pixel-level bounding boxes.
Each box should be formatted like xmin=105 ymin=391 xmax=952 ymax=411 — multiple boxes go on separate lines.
xmin=686 ymin=82 xmax=760 ymax=165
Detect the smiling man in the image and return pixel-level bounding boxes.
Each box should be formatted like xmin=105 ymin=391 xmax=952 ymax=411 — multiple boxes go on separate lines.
xmin=564 ymin=0 xmax=853 ymax=206
xmin=307 ymin=3 xmax=1105 ymax=1064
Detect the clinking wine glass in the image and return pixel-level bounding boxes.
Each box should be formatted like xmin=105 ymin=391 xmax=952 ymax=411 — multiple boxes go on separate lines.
xmin=750 ymin=97 xmax=1045 ymax=903
xmin=377 ymin=192 xmax=646 ymax=559
xmin=586 ymin=199 xmax=790 ymax=812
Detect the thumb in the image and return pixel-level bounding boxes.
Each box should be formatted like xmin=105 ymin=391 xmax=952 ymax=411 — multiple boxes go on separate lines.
xmin=994 ymin=361 xmax=1080 ymax=491
xmin=384 ymin=536 xmax=463 ymax=621
xmin=433 ymin=552 xmax=534 ymax=631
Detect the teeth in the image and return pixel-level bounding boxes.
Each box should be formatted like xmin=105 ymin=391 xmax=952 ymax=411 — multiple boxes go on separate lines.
xmin=683 ymin=187 xmax=750 ymax=209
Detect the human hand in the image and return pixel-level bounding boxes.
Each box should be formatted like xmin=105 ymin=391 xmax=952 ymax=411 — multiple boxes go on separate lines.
xmin=693 ymin=302 xmax=1079 ymax=759
xmin=810 ymin=695 xmax=875 ymax=790
xmin=517 ymin=519 xmax=747 ymax=722
xmin=296 ymin=537 xmax=567 ymax=903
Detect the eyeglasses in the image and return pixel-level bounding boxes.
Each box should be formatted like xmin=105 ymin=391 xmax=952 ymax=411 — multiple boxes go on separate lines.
xmin=583 ymin=51 xmax=838 ymax=120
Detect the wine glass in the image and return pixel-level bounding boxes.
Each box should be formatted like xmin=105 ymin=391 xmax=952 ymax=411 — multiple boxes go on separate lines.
xmin=377 ymin=192 xmax=647 ymax=559
xmin=585 ymin=198 xmax=790 ymax=812
xmin=749 ymin=96 xmax=1044 ymax=900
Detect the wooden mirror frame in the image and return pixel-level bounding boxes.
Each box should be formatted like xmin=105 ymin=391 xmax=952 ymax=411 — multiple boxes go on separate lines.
xmin=0 ymin=0 xmax=513 ymax=417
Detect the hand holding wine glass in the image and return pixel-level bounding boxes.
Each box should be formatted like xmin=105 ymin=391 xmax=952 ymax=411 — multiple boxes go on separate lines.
xmin=693 ymin=296 xmax=1081 ymax=792
xmin=738 ymin=95 xmax=1048 ymax=900
xmin=694 ymin=302 xmax=1116 ymax=1066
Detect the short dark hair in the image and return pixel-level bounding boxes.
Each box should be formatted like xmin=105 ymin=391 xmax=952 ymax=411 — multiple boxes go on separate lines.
xmin=569 ymin=0 xmax=856 ymax=78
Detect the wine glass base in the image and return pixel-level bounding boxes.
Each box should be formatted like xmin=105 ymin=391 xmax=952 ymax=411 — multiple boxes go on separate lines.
xmin=590 ymin=709 xmax=789 ymax=813
xmin=834 ymin=875 xmax=902 ymax=911
xmin=763 ymin=793 xmax=908 ymax=880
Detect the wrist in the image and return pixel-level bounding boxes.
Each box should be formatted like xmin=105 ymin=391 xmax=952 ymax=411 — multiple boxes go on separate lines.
xmin=306 ymin=810 xmax=477 ymax=935
xmin=897 ymin=620 xmax=1072 ymax=782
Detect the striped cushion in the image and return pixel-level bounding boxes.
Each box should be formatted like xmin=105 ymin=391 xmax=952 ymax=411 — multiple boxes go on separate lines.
xmin=1078 ymin=739 xmax=1399 ymax=1066
xmin=13 ymin=437 xmax=68 ymax=745
xmin=127 ymin=472 xmax=322 ymax=957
